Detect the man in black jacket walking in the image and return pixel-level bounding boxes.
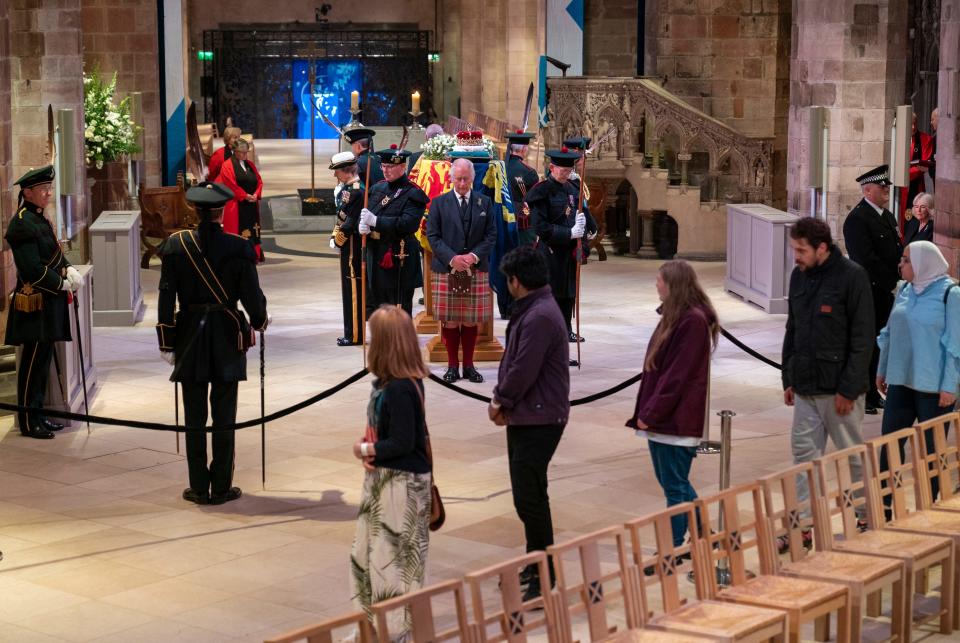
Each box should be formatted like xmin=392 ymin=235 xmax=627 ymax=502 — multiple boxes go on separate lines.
xmin=842 ymin=165 xmax=903 ymax=413
xmin=783 ymin=217 xmax=874 ymax=533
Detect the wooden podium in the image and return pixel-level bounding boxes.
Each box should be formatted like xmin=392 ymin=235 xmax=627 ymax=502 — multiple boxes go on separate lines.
xmin=417 ymin=250 xmax=504 ymax=363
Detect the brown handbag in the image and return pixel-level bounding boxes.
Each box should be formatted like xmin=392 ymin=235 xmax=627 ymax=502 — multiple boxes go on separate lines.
xmin=412 ymin=379 xmax=445 ymax=531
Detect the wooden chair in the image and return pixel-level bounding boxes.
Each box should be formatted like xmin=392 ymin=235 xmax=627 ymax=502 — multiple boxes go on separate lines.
xmin=546 ymin=526 xmax=639 ymax=642
xmin=264 ymin=611 xmax=373 ymax=643
xmin=464 ymin=551 xmax=556 ymax=642
xmin=369 ymin=578 xmax=471 ymax=643
xmin=623 ymin=503 xmax=789 ymax=642
xmin=760 ymin=463 xmax=907 ymax=642
xmin=138 ymin=174 xmax=199 ymax=267
xmin=913 ymin=412 xmax=960 ymax=511
xmin=694 ymin=482 xmax=852 ymax=643
xmin=867 ymin=428 xmax=960 ymax=630
xmin=816 ymin=444 xmax=954 ymax=637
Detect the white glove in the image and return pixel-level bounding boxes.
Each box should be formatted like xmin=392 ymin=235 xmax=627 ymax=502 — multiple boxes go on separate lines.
xmin=160 ymin=351 xmax=175 ymax=365
xmin=66 ymin=266 xmax=83 ymax=289
xmin=358 ymin=222 xmax=371 ymax=235
xmin=575 ymin=212 xmax=586 ymax=227
xmin=265 ymin=313 xmax=273 ymax=329
xmin=570 ymin=222 xmax=586 ymax=239
xmin=587 ymin=231 xmax=598 ymax=241
xmin=359 ymin=208 xmax=377 ymax=228
xmin=61 ymin=277 xmax=79 ymax=292
xmin=329 ymin=237 xmax=336 ymax=250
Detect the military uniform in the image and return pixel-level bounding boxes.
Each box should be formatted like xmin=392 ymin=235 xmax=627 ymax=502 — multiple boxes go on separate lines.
xmin=361 ymin=148 xmax=427 ymax=315
xmin=5 ymin=166 xmax=75 ymax=439
xmin=333 ymin=174 xmax=366 ymax=346
xmin=157 ymin=182 xmax=268 ymax=505
xmin=505 ymin=131 xmax=540 ymax=248
xmin=344 ymin=128 xmax=385 ymax=185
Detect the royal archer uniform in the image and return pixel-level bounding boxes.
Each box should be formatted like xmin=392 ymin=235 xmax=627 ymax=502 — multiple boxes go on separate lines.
xmin=5 ymin=166 xmax=73 ymax=439
xmin=333 ymin=178 xmax=365 ymax=346
xmin=157 ymin=183 xmax=268 ymax=505
xmin=504 ymin=132 xmax=540 ymax=249
xmin=356 ymin=150 xmax=385 ymax=185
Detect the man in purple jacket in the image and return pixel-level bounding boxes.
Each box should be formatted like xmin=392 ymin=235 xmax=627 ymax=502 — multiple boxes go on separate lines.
xmin=488 ymin=246 xmax=570 ymax=601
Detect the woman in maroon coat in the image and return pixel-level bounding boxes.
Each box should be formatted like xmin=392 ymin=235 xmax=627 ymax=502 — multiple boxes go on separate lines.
xmin=626 ymin=260 xmax=718 ymax=548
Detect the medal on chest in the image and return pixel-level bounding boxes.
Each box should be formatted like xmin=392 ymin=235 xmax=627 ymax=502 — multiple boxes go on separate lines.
xmin=565 ymin=194 xmax=574 ymax=218
xmin=380 ymin=188 xmax=404 ymax=209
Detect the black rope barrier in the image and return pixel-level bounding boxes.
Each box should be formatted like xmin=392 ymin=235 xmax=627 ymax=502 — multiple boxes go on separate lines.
xmin=719 ymin=327 xmax=782 ymax=370
xmin=428 ymin=371 xmax=644 ymax=406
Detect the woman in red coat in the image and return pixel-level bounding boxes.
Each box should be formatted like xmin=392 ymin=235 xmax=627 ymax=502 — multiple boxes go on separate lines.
xmin=219 ymin=139 xmax=264 ymax=262
xmin=626 ymin=260 xmax=718 ymax=550
xmin=207 ymin=126 xmax=241 ymax=182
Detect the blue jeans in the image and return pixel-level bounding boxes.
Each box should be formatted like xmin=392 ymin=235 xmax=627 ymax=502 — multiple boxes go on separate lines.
xmin=881 ymin=384 xmax=955 ymax=501
xmin=648 ymin=440 xmax=699 ymax=546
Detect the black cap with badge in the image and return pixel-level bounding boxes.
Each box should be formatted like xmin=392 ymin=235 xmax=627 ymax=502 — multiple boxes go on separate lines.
xmin=562 ymin=137 xmax=591 ymax=152
xmin=545 ymin=147 xmax=580 ymax=168
xmin=855 ymin=164 xmax=892 ymax=186
xmin=343 ymin=128 xmax=376 ymax=144
xmin=186 ymin=182 xmax=233 ymax=216
xmin=376 ymin=144 xmax=411 ymax=165
xmin=13 ymin=165 xmax=55 ymax=190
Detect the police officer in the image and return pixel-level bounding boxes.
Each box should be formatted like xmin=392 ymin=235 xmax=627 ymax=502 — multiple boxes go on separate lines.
xmin=525 ymin=149 xmax=595 ymax=353
xmin=5 ymin=165 xmax=80 ymax=439
xmin=506 ymin=130 xmax=539 ymax=247
xmin=157 ymin=183 xmax=269 ymax=505
xmin=358 ymin=145 xmax=427 ymax=315
xmin=343 ymin=127 xmax=384 ymax=185
xmin=329 ymin=151 xmax=365 ymax=346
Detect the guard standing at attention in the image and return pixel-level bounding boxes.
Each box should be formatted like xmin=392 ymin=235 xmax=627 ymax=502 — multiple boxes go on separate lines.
xmin=157 ymin=182 xmax=269 ymax=506
xmin=5 ymin=165 xmax=80 ymax=439
xmin=344 ymin=127 xmax=384 ymax=185
xmin=506 ymin=130 xmax=540 ymax=247
xmin=358 ymin=145 xmax=428 ymax=315
xmin=329 ymin=151 xmax=366 ymax=346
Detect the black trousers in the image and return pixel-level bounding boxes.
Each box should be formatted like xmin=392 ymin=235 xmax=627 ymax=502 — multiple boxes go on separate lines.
xmin=555 ymin=296 xmax=575 ymax=333
xmin=17 ymin=341 xmax=54 ymax=432
xmin=180 ymin=381 xmax=238 ymax=495
xmin=339 ymin=247 xmax=364 ymax=343
xmin=868 ymin=288 xmax=895 ymax=403
xmin=367 ymin=286 xmax=415 ymax=317
xmin=507 ymin=424 xmax=565 ymax=552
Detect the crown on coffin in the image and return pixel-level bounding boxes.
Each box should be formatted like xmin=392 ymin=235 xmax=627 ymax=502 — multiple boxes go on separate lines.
xmin=456 ymin=130 xmax=484 ymax=146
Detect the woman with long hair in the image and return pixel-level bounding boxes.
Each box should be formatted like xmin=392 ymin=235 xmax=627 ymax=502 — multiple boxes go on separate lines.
xmin=626 ymin=260 xmax=718 ymax=550
xmin=350 ymin=305 xmax=431 ymax=638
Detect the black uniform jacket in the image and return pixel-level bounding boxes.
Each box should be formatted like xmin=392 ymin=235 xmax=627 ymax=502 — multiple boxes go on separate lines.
xmin=356 ymin=151 xmax=385 ymax=185
xmin=842 ymin=198 xmax=903 ymax=294
xmin=507 ymin=155 xmax=540 ymax=245
xmin=426 ymin=189 xmax=497 ymax=274
xmin=525 ymin=177 xmax=595 ymax=298
xmin=157 ymin=225 xmax=268 ymax=383
xmin=4 ymin=202 xmax=72 ymax=345
xmin=781 ymin=246 xmax=875 ymax=400
xmin=366 ymin=177 xmax=428 ymax=292
xmin=334 ymin=179 xmax=366 ymax=251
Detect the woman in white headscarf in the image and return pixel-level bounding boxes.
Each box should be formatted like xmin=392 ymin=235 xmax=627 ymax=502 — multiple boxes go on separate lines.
xmin=878 ymin=240 xmax=960 ymax=498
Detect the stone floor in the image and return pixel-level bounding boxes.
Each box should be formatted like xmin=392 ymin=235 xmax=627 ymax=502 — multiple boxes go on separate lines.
xmin=0 ymin=235 xmax=951 ymax=641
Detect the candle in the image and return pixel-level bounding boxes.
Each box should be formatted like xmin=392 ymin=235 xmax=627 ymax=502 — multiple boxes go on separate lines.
xmin=350 ymin=90 xmax=359 ymax=111
xmin=412 ymin=91 xmax=421 ymax=113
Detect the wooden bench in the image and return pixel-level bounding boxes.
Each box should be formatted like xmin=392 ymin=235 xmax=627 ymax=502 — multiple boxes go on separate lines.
xmin=137 ymin=175 xmax=199 ymax=268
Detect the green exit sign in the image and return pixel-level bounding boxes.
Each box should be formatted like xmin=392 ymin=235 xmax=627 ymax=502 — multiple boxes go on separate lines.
xmin=197 ymin=51 xmax=214 ymax=62
xmin=427 ymin=52 xmax=440 ymax=63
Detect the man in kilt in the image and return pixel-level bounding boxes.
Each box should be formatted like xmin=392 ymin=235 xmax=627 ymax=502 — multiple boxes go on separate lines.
xmin=426 ymin=158 xmax=497 ymax=383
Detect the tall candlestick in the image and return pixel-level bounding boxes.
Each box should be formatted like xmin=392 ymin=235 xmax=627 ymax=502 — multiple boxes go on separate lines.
xmin=350 ymin=90 xmax=360 ymax=111
xmin=411 ymin=91 xmax=421 ymax=114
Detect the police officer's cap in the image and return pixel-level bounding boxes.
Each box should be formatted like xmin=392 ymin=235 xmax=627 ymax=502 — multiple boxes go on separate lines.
xmin=562 ymin=137 xmax=591 ymax=151
xmin=376 ymin=144 xmax=411 ymax=165
xmin=855 ymin=164 xmax=892 ymax=186
xmin=329 ymin=151 xmax=357 ymax=170
xmin=505 ymin=129 xmax=535 ymax=144
xmin=343 ymin=127 xmax=376 ymax=144
xmin=545 ymin=147 xmax=580 ymax=167
xmin=13 ymin=165 xmax=55 ymax=189
xmin=186 ymin=182 xmax=233 ymax=210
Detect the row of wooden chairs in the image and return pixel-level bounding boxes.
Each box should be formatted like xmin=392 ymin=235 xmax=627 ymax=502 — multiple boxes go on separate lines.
xmin=266 ymin=412 xmax=960 ymax=643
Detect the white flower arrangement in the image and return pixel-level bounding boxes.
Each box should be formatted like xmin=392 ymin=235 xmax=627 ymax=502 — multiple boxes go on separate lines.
xmin=420 ymin=133 xmax=456 ymax=160
xmin=83 ymin=67 xmax=141 ymax=169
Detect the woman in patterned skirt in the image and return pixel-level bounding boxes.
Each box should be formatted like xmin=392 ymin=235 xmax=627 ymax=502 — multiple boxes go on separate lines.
xmin=350 ymin=305 xmax=431 ymax=639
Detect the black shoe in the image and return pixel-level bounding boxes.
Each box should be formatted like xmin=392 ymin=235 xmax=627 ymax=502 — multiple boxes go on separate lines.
xmin=210 ymin=487 xmax=242 ymax=505
xmin=856 ymin=519 xmax=869 ymax=533
xmin=874 ymin=397 xmax=885 ymax=409
xmin=21 ymin=425 xmax=55 ymax=439
xmin=39 ymin=417 xmax=65 ymax=431
xmin=643 ymin=551 xmax=692 ymax=576
xmin=568 ymin=332 xmax=584 ymax=343
xmin=336 ymin=337 xmax=355 ymax=346
xmin=182 ymin=488 xmax=210 ymax=505
xmin=569 ymin=359 xmax=580 ymax=367
xmin=462 ymin=366 xmax=484 ymax=383
xmin=776 ymin=530 xmax=813 ymax=554
xmin=865 ymin=404 xmax=879 ymax=415
xmin=442 ymin=367 xmax=460 ymax=383
xmin=521 ymin=576 xmax=556 ymax=603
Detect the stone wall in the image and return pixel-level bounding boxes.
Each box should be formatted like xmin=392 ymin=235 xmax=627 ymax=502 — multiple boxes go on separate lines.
xmin=651 ymin=0 xmax=790 ymax=206
xmin=785 ymin=0 xmax=908 ymax=240
xmin=584 ymin=0 xmax=637 ymax=76
xmin=81 ymin=0 xmax=162 ymax=187
xmin=1 ymin=0 xmax=14 ymax=311
xmin=935 ymin=0 xmax=960 ymax=272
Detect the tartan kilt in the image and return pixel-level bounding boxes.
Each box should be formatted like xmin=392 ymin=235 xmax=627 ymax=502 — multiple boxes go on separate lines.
xmin=430 ymin=270 xmax=492 ymax=324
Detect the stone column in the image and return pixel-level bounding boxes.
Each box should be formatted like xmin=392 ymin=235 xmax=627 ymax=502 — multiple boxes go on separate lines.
xmin=935 ymin=0 xmax=960 ymax=272
xmin=786 ymin=0 xmax=908 ymax=242
xmin=1 ymin=0 xmax=15 ymax=325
